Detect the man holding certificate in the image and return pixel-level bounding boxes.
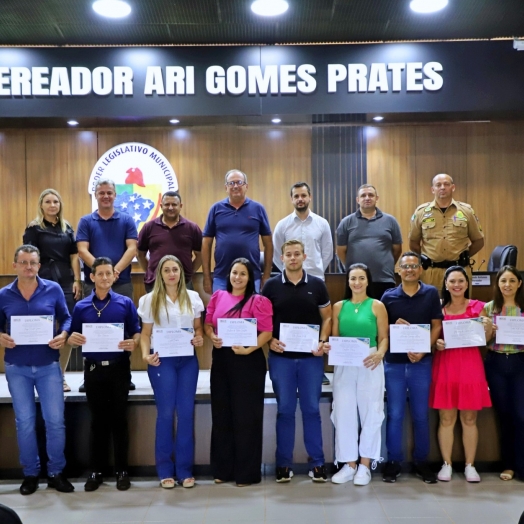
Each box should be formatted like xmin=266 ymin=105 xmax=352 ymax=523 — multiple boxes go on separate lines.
xmin=68 ymin=257 xmax=140 ymax=492
xmin=381 ymin=252 xmax=443 ymax=484
xmin=262 ymin=240 xmax=332 ymax=483
xmin=0 ymin=245 xmax=74 ymax=495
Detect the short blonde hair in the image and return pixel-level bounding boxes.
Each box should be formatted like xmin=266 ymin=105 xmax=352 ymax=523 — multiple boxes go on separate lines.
xmin=281 ymin=239 xmax=304 ymax=254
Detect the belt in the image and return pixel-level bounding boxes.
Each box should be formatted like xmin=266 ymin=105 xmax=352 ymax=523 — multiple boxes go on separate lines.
xmin=85 ymin=357 xmax=127 ymax=367
xmin=428 ymin=259 xmax=464 ymax=269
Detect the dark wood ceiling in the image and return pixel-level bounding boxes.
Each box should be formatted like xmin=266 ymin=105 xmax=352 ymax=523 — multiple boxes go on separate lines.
xmin=1 ymin=0 xmax=523 ymax=47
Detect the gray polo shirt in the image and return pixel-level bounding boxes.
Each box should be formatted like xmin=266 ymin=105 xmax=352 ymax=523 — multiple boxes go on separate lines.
xmin=336 ymin=208 xmax=402 ymax=283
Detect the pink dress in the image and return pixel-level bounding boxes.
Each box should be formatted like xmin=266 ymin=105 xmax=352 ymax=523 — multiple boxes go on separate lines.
xmin=429 ymin=299 xmax=492 ymax=410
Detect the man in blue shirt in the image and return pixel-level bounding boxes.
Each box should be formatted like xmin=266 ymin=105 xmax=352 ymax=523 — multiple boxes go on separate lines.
xmin=0 ymin=245 xmax=74 ymax=495
xmin=202 ymin=169 xmax=273 ymax=294
xmin=381 ymin=252 xmax=443 ymax=484
xmin=68 ymin=257 xmax=141 ymax=492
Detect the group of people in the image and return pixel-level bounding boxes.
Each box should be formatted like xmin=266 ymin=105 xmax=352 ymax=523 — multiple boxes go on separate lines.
xmin=0 ymin=169 xmax=521 ymax=497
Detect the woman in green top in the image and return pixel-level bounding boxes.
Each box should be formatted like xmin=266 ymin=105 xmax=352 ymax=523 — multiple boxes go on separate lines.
xmin=330 ymin=263 xmax=389 ymax=486
xmin=481 ymin=265 xmax=524 ymax=482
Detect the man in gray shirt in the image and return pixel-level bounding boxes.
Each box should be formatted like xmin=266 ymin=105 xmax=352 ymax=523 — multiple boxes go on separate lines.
xmin=336 ymin=184 xmax=402 ymax=299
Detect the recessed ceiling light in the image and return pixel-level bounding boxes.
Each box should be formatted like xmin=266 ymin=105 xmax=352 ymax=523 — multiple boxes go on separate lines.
xmin=92 ymin=0 xmax=132 ymax=18
xmin=410 ymin=0 xmax=448 ymax=14
xmin=169 ymin=119 xmax=180 ymax=124
xmin=272 ymin=118 xmax=282 ymax=124
xmin=251 ymin=0 xmax=289 ymax=17
xmin=373 ymin=116 xmax=384 ymax=121
xmin=67 ymin=120 xmax=79 ymax=126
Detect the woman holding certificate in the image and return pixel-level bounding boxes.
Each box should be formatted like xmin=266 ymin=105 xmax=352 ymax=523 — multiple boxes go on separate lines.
xmin=481 ymin=265 xmax=524 ymax=482
xmin=330 ymin=263 xmax=388 ymax=486
xmin=430 ymin=266 xmax=491 ymax=483
xmin=138 ymin=255 xmax=204 ymax=489
xmin=204 ymin=258 xmax=273 ymax=486
xmin=23 ymin=188 xmax=82 ymax=392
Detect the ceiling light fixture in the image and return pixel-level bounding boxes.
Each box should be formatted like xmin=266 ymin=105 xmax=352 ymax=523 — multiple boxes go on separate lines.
xmin=67 ymin=120 xmax=79 ymax=126
xmin=251 ymin=0 xmax=289 ymax=17
xmin=272 ymin=118 xmax=282 ymax=124
xmin=169 ymin=119 xmax=180 ymax=124
xmin=410 ymin=0 xmax=448 ymax=14
xmin=92 ymin=0 xmax=132 ymax=18
xmin=373 ymin=116 xmax=384 ymax=121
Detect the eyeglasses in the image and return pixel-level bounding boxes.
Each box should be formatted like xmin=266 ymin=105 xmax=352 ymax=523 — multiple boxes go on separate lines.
xmin=399 ymin=264 xmax=420 ymax=270
xmin=226 ymin=181 xmax=246 ymax=187
xmin=17 ymin=260 xmax=39 ymax=267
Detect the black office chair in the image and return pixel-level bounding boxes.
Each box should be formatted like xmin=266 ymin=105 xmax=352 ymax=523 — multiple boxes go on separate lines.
xmin=0 ymin=504 xmax=23 ymax=524
xmin=487 ymin=245 xmax=518 ymax=272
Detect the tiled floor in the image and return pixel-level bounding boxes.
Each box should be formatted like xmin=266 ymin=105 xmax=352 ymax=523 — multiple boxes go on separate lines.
xmin=1 ymin=473 xmax=522 ymax=524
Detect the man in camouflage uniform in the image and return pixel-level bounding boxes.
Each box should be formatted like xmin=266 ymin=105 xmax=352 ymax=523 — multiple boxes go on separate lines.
xmin=408 ymin=174 xmax=484 ymax=293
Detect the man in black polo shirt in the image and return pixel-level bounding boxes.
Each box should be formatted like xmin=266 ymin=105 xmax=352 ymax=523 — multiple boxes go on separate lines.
xmin=381 ymin=251 xmax=443 ymax=484
xmin=262 ymin=239 xmax=332 ymax=483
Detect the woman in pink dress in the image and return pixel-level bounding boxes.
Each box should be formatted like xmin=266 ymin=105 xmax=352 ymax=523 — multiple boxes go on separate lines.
xmin=429 ymin=266 xmax=492 ymax=483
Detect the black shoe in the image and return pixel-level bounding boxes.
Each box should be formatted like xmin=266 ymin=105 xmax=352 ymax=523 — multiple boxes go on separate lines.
xmin=79 ymin=381 xmax=86 ymax=393
xmin=20 ymin=476 xmax=39 ymax=495
xmin=308 ymin=465 xmax=327 ymax=483
xmin=116 ymin=471 xmax=131 ymax=491
xmin=414 ymin=462 xmax=437 ymax=484
xmin=276 ymin=467 xmax=294 ymax=483
xmin=322 ymin=373 xmax=330 ymax=386
xmin=129 ymin=381 xmax=136 ymax=391
xmin=84 ymin=472 xmax=103 ymax=492
xmin=382 ymin=461 xmax=402 ymax=483
xmin=47 ymin=472 xmax=74 ymax=493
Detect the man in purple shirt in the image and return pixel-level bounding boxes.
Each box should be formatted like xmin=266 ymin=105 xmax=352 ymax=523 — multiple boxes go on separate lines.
xmin=202 ymin=169 xmax=273 ymax=294
xmin=137 ymin=191 xmax=202 ymax=292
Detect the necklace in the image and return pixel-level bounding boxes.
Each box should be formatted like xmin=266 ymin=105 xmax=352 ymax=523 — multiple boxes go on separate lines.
xmin=92 ymin=296 xmax=111 ymax=317
xmin=351 ymin=299 xmax=365 ymax=313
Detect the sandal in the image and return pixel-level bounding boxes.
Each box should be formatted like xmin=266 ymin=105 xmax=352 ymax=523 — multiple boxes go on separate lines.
xmin=500 ymin=470 xmax=514 ymax=481
xmin=214 ymin=479 xmax=225 ymax=484
xmin=160 ymin=478 xmax=175 ymax=489
xmin=181 ymin=477 xmax=195 ymax=488
xmin=63 ymin=380 xmax=71 ymax=393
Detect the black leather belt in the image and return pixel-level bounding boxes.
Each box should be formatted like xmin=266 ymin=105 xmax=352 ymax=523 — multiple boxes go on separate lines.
xmin=85 ymin=357 xmax=126 ymax=367
xmin=428 ymin=259 xmax=462 ymax=269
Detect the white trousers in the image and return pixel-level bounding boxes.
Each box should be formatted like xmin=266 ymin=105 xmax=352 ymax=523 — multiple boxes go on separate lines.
xmin=331 ymin=360 xmax=385 ymax=463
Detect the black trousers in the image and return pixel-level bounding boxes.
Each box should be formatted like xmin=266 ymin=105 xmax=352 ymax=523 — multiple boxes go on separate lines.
xmin=210 ymin=347 xmax=266 ymax=484
xmin=84 ymin=358 xmax=131 ymax=473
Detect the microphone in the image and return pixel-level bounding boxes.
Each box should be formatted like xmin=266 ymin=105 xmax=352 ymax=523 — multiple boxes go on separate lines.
xmin=477 ymin=259 xmax=486 ymax=271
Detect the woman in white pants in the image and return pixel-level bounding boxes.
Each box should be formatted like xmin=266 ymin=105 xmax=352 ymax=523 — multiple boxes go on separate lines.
xmin=331 ymin=264 xmax=389 ymax=486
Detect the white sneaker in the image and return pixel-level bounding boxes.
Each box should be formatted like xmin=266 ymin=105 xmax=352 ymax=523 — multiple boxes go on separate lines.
xmin=331 ymin=464 xmax=356 ymax=484
xmin=437 ymin=462 xmax=452 ymax=482
xmin=353 ymin=464 xmax=371 ymax=486
xmin=465 ymin=464 xmax=481 ymax=483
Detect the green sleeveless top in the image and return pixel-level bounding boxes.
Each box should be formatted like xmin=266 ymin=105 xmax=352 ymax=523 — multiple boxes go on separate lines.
xmin=338 ymin=297 xmax=378 ymax=347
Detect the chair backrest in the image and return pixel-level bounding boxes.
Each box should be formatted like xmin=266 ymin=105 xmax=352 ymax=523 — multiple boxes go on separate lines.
xmin=0 ymin=503 xmax=23 ymax=524
xmin=487 ymin=245 xmax=518 ymax=272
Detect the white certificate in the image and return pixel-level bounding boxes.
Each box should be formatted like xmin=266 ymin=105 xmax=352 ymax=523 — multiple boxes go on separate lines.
xmin=443 ymin=318 xmax=486 ymax=348
xmin=217 ymin=318 xmax=258 ymax=347
xmin=11 ymin=315 xmax=54 ymax=345
xmin=328 ymin=337 xmax=370 ymax=367
xmin=280 ymin=323 xmax=320 ymax=353
xmin=153 ymin=327 xmax=194 ymax=357
xmin=390 ymin=324 xmax=431 ymax=353
xmin=82 ymin=323 xmax=124 ymax=353
xmin=496 ymin=316 xmax=524 ymax=345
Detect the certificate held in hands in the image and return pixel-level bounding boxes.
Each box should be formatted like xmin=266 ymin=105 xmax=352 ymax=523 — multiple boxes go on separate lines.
xmin=217 ymin=318 xmax=258 ymax=347
xmin=495 ymin=316 xmax=524 ymax=345
xmin=82 ymin=323 xmax=124 ymax=353
xmin=390 ymin=324 xmax=431 ymax=353
xmin=280 ymin=323 xmax=320 ymax=353
xmin=11 ymin=315 xmax=54 ymax=345
xmin=153 ymin=327 xmax=194 ymax=357
xmin=328 ymin=337 xmax=370 ymax=367
xmin=443 ymin=318 xmax=486 ymax=349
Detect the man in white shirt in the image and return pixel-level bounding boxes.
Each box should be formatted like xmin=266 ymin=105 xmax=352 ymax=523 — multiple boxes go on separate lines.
xmin=273 ymin=182 xmax=333 ymax=281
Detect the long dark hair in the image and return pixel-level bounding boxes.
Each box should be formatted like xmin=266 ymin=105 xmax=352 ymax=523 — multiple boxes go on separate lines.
xmin=344 ymin=263 xmax=373 ymax=300
xmin=225 ymin=258 xmax=257 ymax=317
xmin=493 ymin=265 xmax=524 ymax=313
xmin=441 ymin=265 xmax=470 ymax=307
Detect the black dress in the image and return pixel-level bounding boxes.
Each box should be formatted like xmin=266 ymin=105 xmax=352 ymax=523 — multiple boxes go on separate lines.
xmin=23 ymin=219 xmax=78 ymax=313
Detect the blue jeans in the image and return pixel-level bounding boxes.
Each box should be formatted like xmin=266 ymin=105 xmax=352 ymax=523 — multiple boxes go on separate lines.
xmin=5 ymin=361 xmax=66 ymax=477
xmin=147 ymin=355 xmax=199 ymax=480
xmin=268 ymin=353 xmax=325 ymax=468
xmin=384 ymin=356 xmax=432 ymax=463
xmin=212 ymin=278 xmax=261 ymax=293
